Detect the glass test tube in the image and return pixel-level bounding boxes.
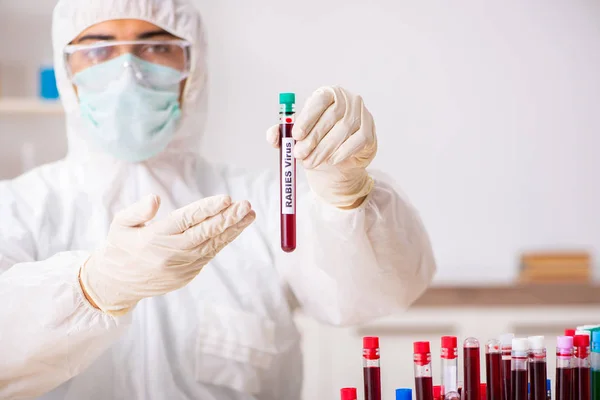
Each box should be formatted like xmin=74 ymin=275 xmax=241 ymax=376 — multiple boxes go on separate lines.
xmin=499 ymin=333 xmax=515 ymax=400
xmin=441 ymin=336 xmax=459 ymax=398
xmin=363 ymin=337 xmax=381 ymax=400
xmin=528 ymin=336 xmax=547 ymax=400
xmin=591 ymin=331 xmax=600 ymax=400
xmin=574 ymin=335 xmax=591 ymax=400
xmin=486 ymin=339 xmax=503 ymax=400
xmin=434 ymin=385 xmax=442 ymax=400
xmin=397 ymin=388 xmax=414 ymax=400
xmin=341 ymin=387 xmax=358 ymax=400
xmin=464 ymin=338 xmax=481 ymax=400
xmin=278 ymin=92 xmax=296 ymax=252
xmin=414 ymin=341 xmax=434 ymax=400
xmin=556 ymin=336 xmax=574 ymax=400
xmin=512 ymin=338 xmax=529 ymax=400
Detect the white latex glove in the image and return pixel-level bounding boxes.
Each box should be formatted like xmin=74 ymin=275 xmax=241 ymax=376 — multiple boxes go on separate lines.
xmin=267 ymin=86 xmax=377 ymax=208
xmin=80 ymin=194 xmax=255 ymax=316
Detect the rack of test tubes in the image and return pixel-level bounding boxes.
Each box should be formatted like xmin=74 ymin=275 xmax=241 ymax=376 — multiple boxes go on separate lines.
xmin=339 ymin=325 xmax=600 ymax=400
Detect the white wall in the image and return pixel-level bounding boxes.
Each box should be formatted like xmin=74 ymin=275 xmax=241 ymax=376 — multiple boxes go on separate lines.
xmin=197 ymin=0 xmax=600 ymax=283
xmin=2 ymin=0 xmax=599 ymax=282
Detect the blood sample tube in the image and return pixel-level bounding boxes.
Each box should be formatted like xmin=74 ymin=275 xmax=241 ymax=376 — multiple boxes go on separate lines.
xmin=556 ymin=335 xmax=574 ymax=400
xmin=565 ymin=329 xmax=576 ymax=338
xmin=591 ymin=331 xmax=600 ymax=400
xmin=463 ymin=337 xmax=481 ymax=400
xmin=486 ymin=339 xmax=502 ymax=400
xmin=341 ymin=387 xmax=358 ymax=400
xmin=499 ymin=333 xmax=515 ymax=400
xmin=511 ymin=338 xmax=529 ymax=400
xmin=363 ymin=336 xmax=381 ymax=400
xmin=434 ymin=385 xmax=442 ymax=400
xmin=414 ymin=341 xmax=434 ymax=400
xmin=574 ymin=334 xmax=590 ymax=400
xmin=441 ymin=336 xmax=459 ymax=398
xmin=397 ymin=388 xmax=413 ymax=400
xmin=278 ymin=92 xmax=296 ymax=253
xmin=445 ymin=392 xmax=461 ymax=400
xmin=528 ymin=336 xmax=547 ymax=400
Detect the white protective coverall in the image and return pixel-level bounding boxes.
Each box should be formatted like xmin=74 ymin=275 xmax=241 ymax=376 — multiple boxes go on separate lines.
xmin=0 ymin=0 xmax=436 ymax=399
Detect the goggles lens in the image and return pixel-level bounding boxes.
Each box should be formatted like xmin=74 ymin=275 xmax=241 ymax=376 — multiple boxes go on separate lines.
xmin=64 ymin=40 xmax=191 ymax=90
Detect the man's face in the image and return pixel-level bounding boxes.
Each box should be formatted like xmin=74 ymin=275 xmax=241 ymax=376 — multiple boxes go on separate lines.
xmin=70 ymin=19 xmax=187 ymax=103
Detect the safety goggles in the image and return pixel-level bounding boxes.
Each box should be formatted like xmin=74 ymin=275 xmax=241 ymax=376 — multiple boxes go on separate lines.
xmin=63 ymin=40 xmax=192 ymax=90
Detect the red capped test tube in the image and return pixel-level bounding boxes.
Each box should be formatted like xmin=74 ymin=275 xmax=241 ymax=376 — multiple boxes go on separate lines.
xmin=499 ymin=333 xmax=514 ymax=400
xmin=363 ymin=337 xmax=381 ymax=400
xmin=528 ymin=336 xmax=547 ymax=400
xmin=566 ymin=329 xmax=577 ymax=337
xmin=556 ymin=335 xmax=574 ymax=400
xmin=278 ymin=92 xmax=296 ymax=253
xmin=512 ymin=338 xmax=529 ymax=400
xmin=441 ymin=336 xmax=459 ymax=398
xmin=486 ymin=339 xmax=502 ymax=400
xmin=463 ymin=337 xmax=481 ymax=400
xmin=414 ymin=341 xmax=434 ymax=400
xmin=574 ymin=334 xmax=591 ymax=400
xmin=433 ymin=385 xmax=442 ymax=400
xmin=341 ymin=387 xmax=358 ymax=400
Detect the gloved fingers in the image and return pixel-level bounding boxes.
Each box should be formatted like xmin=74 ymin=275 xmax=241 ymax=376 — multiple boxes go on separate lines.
xmin=292 ymin=87 xmax=336 ymax=141
xmin=293 ymin=98 xmax=344 ymax=161
xmin=329 ymin=107 xmax=376 ymax=165
xmin=113 ymin=194 xmax=161 ymax=228
xmin=152 ymin=195 xmax=232 ymax=235
xmin=301 ymin=113 xmax=361 ymax=169
xmin=179 ymin=200 xmax=253 ymax=249
xmin=266 ymin=125 xmax=280 ymax=148
xmin=189 ymin=210 xmax=257 ymax=258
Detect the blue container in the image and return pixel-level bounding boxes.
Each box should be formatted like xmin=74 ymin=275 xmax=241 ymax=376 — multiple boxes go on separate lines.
xmin=39 ymin=66 xmax=59 ymax=100
xmin=396 ymin=388 xmax=412 ymax=400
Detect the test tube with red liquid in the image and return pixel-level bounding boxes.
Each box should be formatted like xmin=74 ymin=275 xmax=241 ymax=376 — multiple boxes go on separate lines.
xmin=499 ymin=333 xmax=515 ymax=400
xmin=486 ymin=339 xmax=503 ymax=400
xmin=340 ymin=387 xmax=358 ymax=400
xmin=279 ymin=92 xmax=296 ymax=253
xmin=528 ymin=336 xmax=547 ymax=400
xmin=441 ymin=336 xmax=459 ymax=399
xmin=512 ymin=338 xmax=529 ymax=400
xmin=573 ymin=331 xmax=591 ymax=400
xmin=414 ymin=341 xmax=434 ymax=400
xmin=397 ymin=388 xmax=413 ymax=400
xmin=434 ymin=385 xmax=442 ymax=400
xmin=574 ymin=334 xmax=591 ymax=400
xmin=556 ymin=335 xmax=574 ymax=400
xmin=363 ymin=337 xmax=381 ymax=400
xmin=480 ymin=383 xmax=488 ymax=400
xmin=463 ymin=337 xmax=481 ymax=400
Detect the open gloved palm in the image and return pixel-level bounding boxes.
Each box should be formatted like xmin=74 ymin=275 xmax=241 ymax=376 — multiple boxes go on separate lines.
xmin=80 ymin=194 xmax=255 ymax=316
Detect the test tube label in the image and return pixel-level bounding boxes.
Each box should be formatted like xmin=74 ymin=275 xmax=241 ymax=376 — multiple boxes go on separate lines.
xmin=281 ymin=137 xmax=295 ymax=214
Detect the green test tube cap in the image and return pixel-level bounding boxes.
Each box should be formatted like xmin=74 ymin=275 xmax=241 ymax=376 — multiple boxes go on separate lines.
xmin=279 ymin=92 xmax=296 ymax=105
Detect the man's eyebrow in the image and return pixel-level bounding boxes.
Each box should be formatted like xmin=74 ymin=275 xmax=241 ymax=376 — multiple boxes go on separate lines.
xmin=74 ymin=34 xmax=115 ymax=44
xmin=137 ymin=30 xmax=177 ymax=39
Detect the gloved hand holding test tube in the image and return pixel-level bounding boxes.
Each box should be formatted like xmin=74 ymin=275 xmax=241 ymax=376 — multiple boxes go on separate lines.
xmin=267 ymin=87 xmax=378 ymax=252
